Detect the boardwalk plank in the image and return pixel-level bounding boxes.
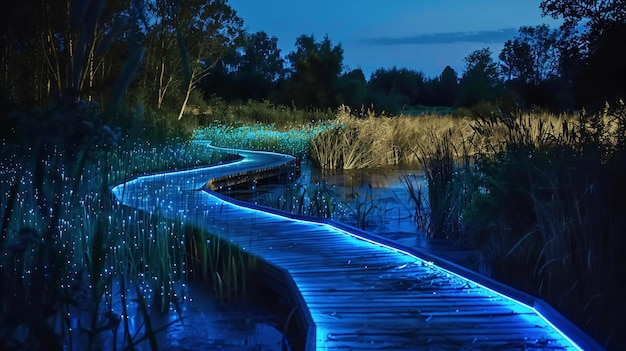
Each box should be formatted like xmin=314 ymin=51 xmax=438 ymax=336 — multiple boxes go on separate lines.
xmin=111 ymin=144 xmax=599 ymax=351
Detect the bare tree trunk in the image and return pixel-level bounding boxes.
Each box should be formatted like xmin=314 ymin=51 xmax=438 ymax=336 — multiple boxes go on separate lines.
xmin=177 ymin=72 xmax=194 ymax=120
xmin=157 ymin=59 xmax=172 ymax=109
xmin=157 ymin=37 xmax=177 ymax=109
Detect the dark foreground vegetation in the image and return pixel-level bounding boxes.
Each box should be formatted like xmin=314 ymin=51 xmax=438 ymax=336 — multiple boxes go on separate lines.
xmin=2 ymin=0 xmax=625 ymax=349
xmin=0 ymin=135 xmax=261 ymax=350
xmin=415 ymin=106 xmax=626 ymax=349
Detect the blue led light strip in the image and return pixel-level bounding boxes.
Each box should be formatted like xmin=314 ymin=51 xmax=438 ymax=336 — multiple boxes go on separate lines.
xmin=203 ymin=190 xmax=585 ymax=350
xmin=111 ymin=142 xmax=601 ymax=351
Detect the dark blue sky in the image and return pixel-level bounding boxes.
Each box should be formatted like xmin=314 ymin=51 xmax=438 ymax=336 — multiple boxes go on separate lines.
xmin=228 ymin=0 xmax=560 ymax=78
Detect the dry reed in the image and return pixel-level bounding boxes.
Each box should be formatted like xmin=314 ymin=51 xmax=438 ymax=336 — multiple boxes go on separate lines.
xmin=311 ymin=106 xmax=574 ymax=170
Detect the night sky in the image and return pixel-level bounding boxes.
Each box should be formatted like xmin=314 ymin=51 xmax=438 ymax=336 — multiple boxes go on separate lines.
xmin=228 ymin=0 xmax=561 ymax=78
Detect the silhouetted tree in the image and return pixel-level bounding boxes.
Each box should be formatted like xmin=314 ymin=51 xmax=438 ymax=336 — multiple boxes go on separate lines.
xmin=499 ymin=25 xmax=563 ymax=109
xmin=575 ymin=21 xmax=626 ymax=107
xmin=199 ymin=49 xmax=241 ymax=101
xmin=500 ymin=39 xmax=534 ymax=83
xmin=282 ymin=34 xmax=343 ymax=109
xmin=541 ymin=0 xmax=626 ymax=107
xmin=136 ymin=0 xmax=243 ymax=119
xmin=369 ymin=67 xmax=426 ymax=105
xmin=201 ymin=31 xmax=285 ymax=102
xmin=456 ymin=48 xmax=502 ymax=107
xmin=337 ymin=68 xmax=367 ymax=110
xmin=174 ymin=0 xmax=244 ymax=119
xmin=365 ymin=67 xmax=427 ymax=113
xmin=238 ymin=31 xmax=285 ymax=97
xmin=499 ymin=24 xmax=559 ymax=85
xmin=430 ymin=65 xmax=459 ymax=106
xmin=0 ymin=0 xmax=138 ymax=107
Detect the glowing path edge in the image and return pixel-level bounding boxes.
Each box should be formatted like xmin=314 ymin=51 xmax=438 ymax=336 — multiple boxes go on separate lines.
xmin=110 ymin=142 xmax=602 ymax=350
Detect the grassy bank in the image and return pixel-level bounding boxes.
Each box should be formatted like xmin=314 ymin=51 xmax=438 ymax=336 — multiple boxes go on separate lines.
xmin=193 ymin=120 xmax=334 ymax=157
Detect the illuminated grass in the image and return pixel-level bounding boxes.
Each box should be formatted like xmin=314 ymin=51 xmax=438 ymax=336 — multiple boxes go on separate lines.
xmin=0 ymin=140 xmax=247 ymax=350
xmin=193 ymin=120 xmax=335 ymax=157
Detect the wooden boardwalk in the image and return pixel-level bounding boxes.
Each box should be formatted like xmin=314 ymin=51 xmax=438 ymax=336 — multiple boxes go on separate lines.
xmin=111 ymin=143 xmax=601 ymax=350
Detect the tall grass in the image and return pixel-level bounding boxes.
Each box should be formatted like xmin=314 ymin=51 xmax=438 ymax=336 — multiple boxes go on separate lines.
xmin=265 ymin=182 xmax=336 ymax=219
xmin=198 ymin=98 xmax=336 ymax=128
xmin=194 ymin=120 xmax=334 ymax=157
xmin=309 ymin=106 xmax=575 ymax=170
xmin=407 ymin=129 xmax=476 ymax=241
xmin=398 ymin=173 xmax=429 ymax=232
xmin=310 ymin=106 xmax=476 ymax=169
xmin=418 ymin=105 xmax=625 ymax=348
xmin=185 ymin=224 xmax=259 ymax=304
xmin=0 ymin=137 xmax=249 ymax=350
xmin=255 ymin=178 xmax=397 ymax=232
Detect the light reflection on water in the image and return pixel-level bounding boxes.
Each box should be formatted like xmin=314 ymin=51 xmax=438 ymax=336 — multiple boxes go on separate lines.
xmin=229 ymin=160 xmax=476 ymax=268
xmin=236 ymin=159 xmax=427 ymax=236
xmin=115 ymin=282 xmax=285 ymax=351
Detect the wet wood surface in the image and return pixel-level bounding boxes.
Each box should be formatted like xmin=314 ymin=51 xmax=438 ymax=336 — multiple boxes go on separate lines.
xmin=111 ymin=143 xmax=597 ymax=350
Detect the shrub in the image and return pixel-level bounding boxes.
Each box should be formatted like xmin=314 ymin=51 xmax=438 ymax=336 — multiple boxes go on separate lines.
xmin=457 ymin=106 xmax=626 ymax=348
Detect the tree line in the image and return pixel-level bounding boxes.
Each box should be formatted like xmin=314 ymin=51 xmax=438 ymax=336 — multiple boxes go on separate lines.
xmin=206 ymin=13 xmax=625 ymax=114
xmin=1 ymin=0 xmax=625 ymax=131
xmin=204 ymin=0 xmax=626 ymax=114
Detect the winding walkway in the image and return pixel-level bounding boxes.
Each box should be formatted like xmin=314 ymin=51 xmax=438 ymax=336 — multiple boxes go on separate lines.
xmin=111 ymin=143 xmax=600 ymax=350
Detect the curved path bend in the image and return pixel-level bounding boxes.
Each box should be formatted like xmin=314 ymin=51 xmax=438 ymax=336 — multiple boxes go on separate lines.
xmin=111 ymin=142 xmax=600 ymax=351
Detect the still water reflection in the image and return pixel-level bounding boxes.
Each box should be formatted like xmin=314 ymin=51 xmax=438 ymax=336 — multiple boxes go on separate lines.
xmin=240 ymin=160 xmax=427 ymax=240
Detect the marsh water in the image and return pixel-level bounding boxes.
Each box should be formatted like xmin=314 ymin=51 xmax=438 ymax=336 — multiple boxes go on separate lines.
xmin=60 ymin=280 xmax=286 ymax=351
xmin=151 ymin=283 xmax=285 ymax=351
xmin=233 ymin=159 xmax=474 ymax=268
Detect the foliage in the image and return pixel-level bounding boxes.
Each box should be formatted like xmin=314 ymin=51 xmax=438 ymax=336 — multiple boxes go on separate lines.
xmin=4 ymin=0 xmax=625 ymax=132
xmin=367 ymin=67 xmax=426 ymax=114
xmin=281 ymin=34 xmax=344 ymax=109
xmin=185 ymin=225 xmax=259 ymax=304
xmin=269 ymin=182 xmax=336 ymax=219
xmin=337 ymin=69 xmax=368 ymax=110
xmin=541 ymin=0 xmax=626 ymax=107
xmin=427 ymin=105 xmax=626 ymax=349
xmin=411 ymin=130 xmax=469 ymax=240
xmin=161 ymin=0 xmax=244 ymax=120
xmin=201 ymin=31 xmax=285 ymax=102
xmin=575 ymin=21 xmax=626 ymax=107
xmin=498 ymin=25 xmax=572 ymax=110
xmin=349 ymin=184 xmax=389 ymax=230
xmin=0 ymin=0 xmax=143 ymax=107
xmin=432 ymin=66 xmax=459 ymax=107
xmin=259 ymin=178 xmax=389 ymax=231
xmin=200 ymin=97 xmax=336 ymax=127
xmin=499 ymin=25 xmax=560 ymax=85
xmin=456 ymin=48 xmax=503 ymax=107
xmin=399 ymin=173 xmax=429 ymax=232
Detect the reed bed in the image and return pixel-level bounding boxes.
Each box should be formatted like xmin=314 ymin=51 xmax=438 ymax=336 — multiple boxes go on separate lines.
xmin=310 ymin=106 xmax=578 ymax=170
xmin=266 ymin=182 xmax=336 ymax=219
xmin=310 ymin=106 xmax=474 ymax=169
xmin=185 ymin=224 xmax=259 ymax=304
xmin=412 ymin=103 xmax=626 ymax=349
